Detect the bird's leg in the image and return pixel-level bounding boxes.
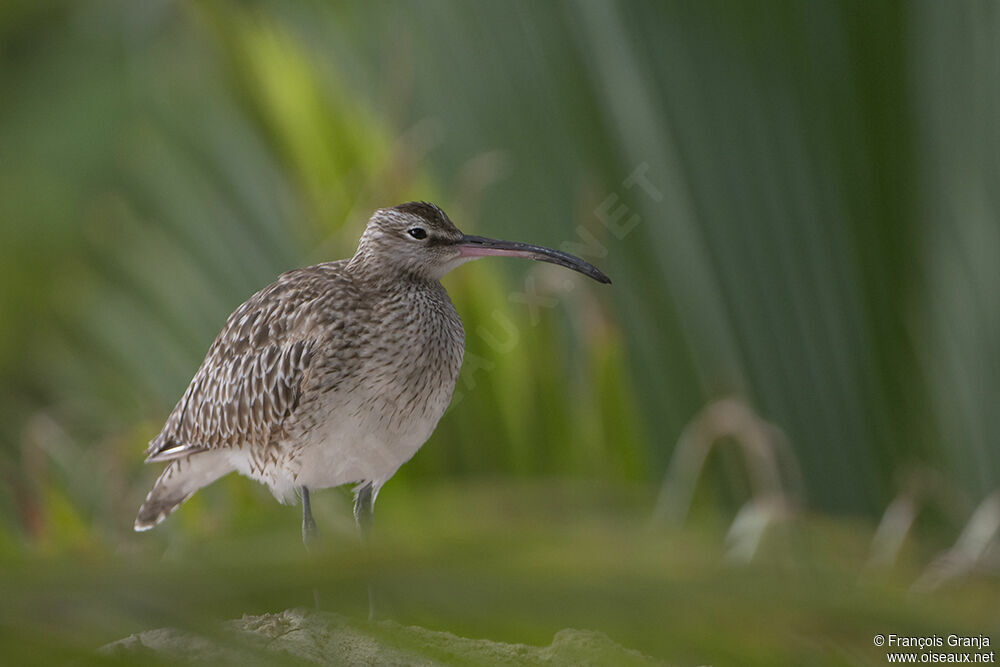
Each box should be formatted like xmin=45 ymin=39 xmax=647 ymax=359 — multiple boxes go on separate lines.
xmin=353 ymin=481 xmax=374 ymax=545
xmin=353 ymin=481 xmax=376 ymax=619
xmin=301 ymin=486 xmax=318 ymax=549
xmin=302 ymin=486 xmax=322 ymax=609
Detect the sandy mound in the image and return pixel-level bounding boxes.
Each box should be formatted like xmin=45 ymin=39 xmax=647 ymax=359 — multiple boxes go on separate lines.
xmin=102 ymin=607 xmax=665 ymax=665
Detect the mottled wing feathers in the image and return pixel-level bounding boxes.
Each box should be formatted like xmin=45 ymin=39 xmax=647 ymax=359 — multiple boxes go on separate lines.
xmin=146 ymin=340 xmax=313 ymax=462
xmin=145 ymin=266 xmax=340 ymax=462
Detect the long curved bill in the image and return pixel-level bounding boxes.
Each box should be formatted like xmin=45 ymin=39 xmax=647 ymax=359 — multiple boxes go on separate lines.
xmin=455 ymin=235 xmax=612 ymax=284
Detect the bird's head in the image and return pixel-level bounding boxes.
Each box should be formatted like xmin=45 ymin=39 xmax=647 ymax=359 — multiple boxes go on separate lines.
xmin=351 ymin=201 xmax=611 ymax=285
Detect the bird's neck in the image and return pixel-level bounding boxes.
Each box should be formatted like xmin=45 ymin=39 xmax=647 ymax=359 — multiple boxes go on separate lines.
xmin=346 ymin=252 xmax=439 ymax=290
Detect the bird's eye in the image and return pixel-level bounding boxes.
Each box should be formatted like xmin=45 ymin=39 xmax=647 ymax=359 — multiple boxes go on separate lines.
xmin=407 ymin=227 xmax=428 ymax=240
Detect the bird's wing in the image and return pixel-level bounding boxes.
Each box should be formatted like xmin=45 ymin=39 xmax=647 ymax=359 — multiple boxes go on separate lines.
xmin=144 ymin=269 xmax=338 ymax=462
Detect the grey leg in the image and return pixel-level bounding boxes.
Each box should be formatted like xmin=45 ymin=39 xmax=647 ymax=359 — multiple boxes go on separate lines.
xmin=302 ymin=486 xmax=318 ymax=549
xmin=302 ymin=486 xmax=321 ymax=609
xmin=353 ymin=482 xmax=376 ymax=619
xmin=353 ymin=482 xmax=374 ymax=545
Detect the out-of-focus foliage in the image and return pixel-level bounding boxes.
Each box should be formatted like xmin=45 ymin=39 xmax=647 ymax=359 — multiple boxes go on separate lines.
xmin=2 ymin=481 xmax=998 ymax=666
xmin=1 ymin=0 xmax=998 ymax=663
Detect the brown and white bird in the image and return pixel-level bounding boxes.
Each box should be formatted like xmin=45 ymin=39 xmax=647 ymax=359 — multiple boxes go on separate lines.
xmin=134 ymin=202 xmax=610 ymax=545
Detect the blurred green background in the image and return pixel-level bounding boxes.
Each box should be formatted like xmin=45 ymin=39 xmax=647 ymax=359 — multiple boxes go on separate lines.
xmin=1 ymin=0 xmax=998 ymax=664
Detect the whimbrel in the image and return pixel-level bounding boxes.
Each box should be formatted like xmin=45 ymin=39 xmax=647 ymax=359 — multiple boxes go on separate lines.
xmin=134 ymin=202 xmax=610 ymax=547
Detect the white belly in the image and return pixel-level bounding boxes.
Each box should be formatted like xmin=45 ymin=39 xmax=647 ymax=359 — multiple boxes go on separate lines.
xmin=292 ymin=387 xmax=448 ymax=492
xmin=227 ymin=374 xmax=455 ymax=503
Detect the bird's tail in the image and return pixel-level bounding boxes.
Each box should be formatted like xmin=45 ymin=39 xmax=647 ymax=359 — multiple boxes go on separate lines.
xmin=134 ymin=450 xmax=233 ymax=531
